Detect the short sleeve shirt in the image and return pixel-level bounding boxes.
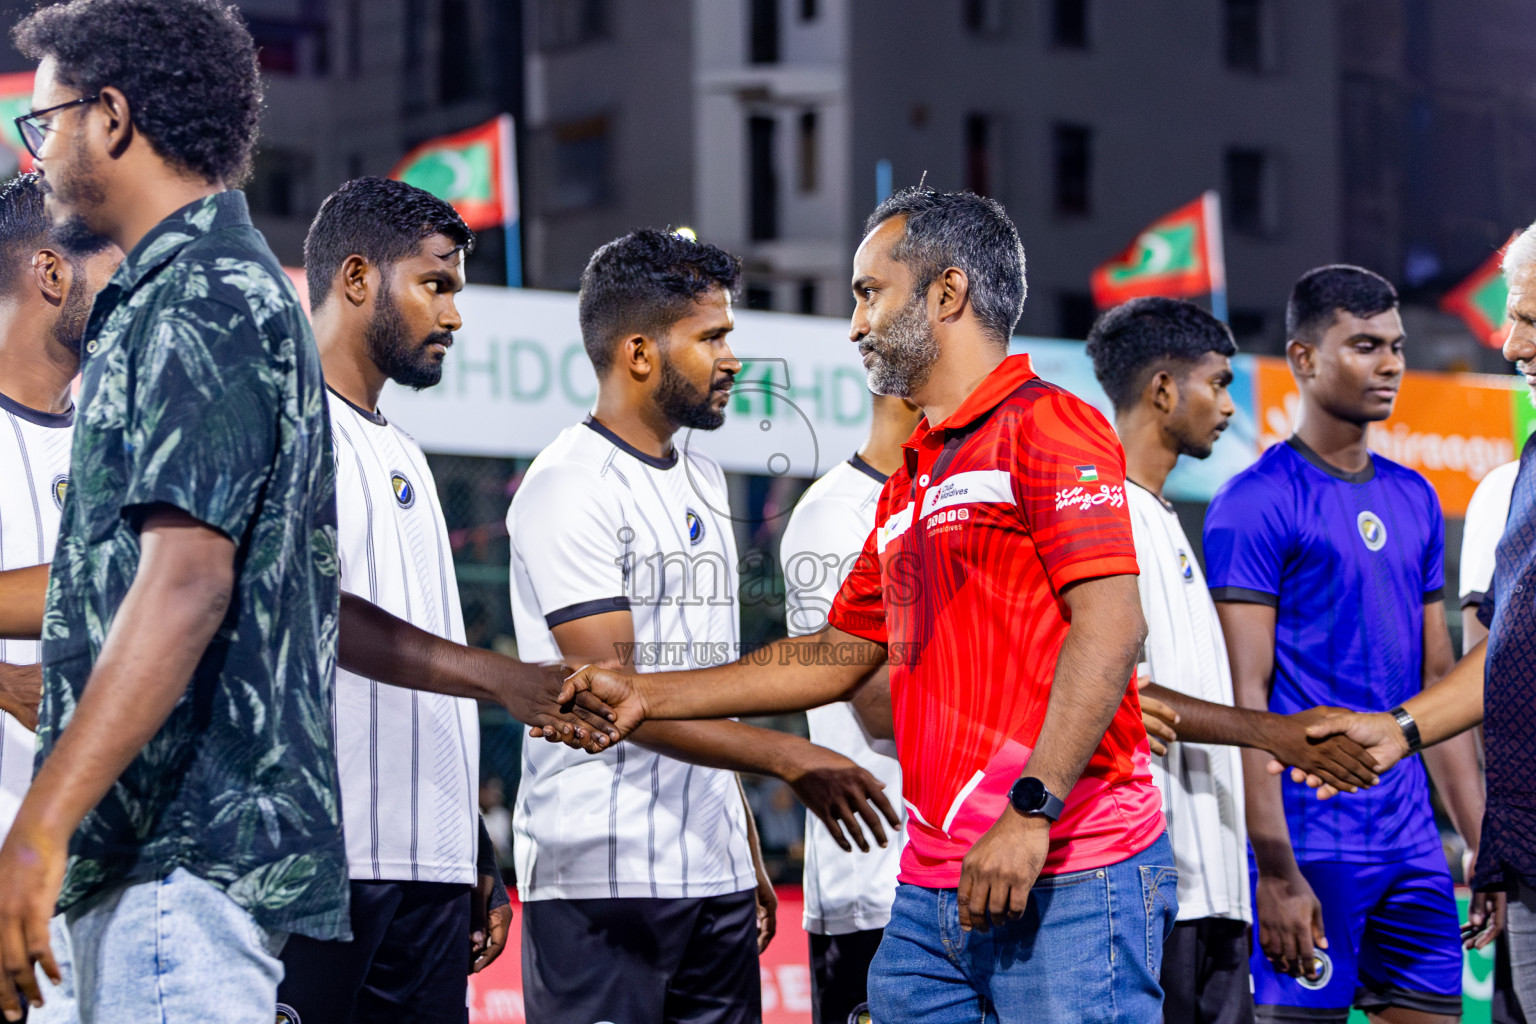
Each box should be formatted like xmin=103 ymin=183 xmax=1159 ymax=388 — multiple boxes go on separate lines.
xmin=38 ymin=192 xmax=348 ymax=940
xmin=1203 ymin=437 xmax=1443 ymax=862
xmin=829 ymin=355 xmax=1165 ymax=887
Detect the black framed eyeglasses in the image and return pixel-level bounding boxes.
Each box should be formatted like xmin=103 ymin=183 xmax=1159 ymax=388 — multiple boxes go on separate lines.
xmin=12 ymin=94 xmax=99 ymax=160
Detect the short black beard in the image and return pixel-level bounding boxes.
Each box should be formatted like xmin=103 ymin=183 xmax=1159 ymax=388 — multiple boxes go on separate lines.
xmin=864 ymin=288 xmax=939 ymax=398
xmin=364 ymin=281 xmax=449 ymax=391
xmin=655 ymin=352 xmax=727 ymax=431
xmin=51 ymin=268 xmax=94 ymax=356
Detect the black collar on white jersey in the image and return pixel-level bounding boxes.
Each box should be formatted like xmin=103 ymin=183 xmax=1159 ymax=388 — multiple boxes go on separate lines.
xmin=0 ymin=388 xmax=72 ymax=428
xmin=1285 ymin=434 xmax=1374 ymax=483
xmin=848 ymin=453 xmax=889 ymax=485
xmin=584 ymin=415 xmax=678 ymax=470
xmin=327 ymin=386 xmax=387 ymax=426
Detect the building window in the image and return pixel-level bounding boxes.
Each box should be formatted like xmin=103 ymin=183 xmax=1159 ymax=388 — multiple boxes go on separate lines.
xmin=247 ymin=148 xmax=312 ymax=218
xmin=549 ymin=115 xmax=613 ymax=212
xmin=438 ymin=0 xmax=478 ymax=104
xmin=538 ymin=0 xmax=608 ymax=50
xmin=1052 ymin=123 xmax=1092 ymax=215
xmin=746 ymin=285 xmax=774 ymax=310
xmin=963 ymin=0 xmax=1004 ymax=36
xmin=1057 ymin=292 xmax=1096 ymax=340
xmin=797 ymin=280 xmax=818 ymax=315
xmin=965 ymin=114 xmax=999 ymax=197
xmin=1051 ymin=0 xmax=1088 ymax=49
xmin=1225 ymin=147 xmax=1280 ymax=236
xmin=749 ymin=115 xmax=779 ymax=241
xmin=797 ymin=111 xmax=818 ymax=193
xmin=750 ymin=0 xmax=780 ymax=64
xmin=801 ymin=0 xmax=818 ymax=20
xmin=1224 ymin=0 xmax=1274 ymax=73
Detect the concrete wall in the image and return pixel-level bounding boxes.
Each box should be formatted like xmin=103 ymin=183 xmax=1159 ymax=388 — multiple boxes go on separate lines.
xmin=846 ymin=0 xmax=1340 ymax=348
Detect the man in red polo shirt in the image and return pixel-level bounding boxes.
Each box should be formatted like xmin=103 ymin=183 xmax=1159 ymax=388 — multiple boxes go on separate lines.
xmin=557 ymin=188 xmax=1174 ymax=1022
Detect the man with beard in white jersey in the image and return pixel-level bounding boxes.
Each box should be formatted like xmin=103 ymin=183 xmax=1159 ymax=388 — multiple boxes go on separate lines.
xmin=508 ymin=229 xmax=901 ymax=1024
xmin=779 ymin=392 xmax=921 ymax=1024
xmin=0 ymin=172 xmax=118 ymax=1024
xmin=274 ymin=177 xmax=511 ymax=1024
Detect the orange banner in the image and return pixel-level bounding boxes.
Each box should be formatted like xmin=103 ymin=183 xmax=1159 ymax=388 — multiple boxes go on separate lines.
xmin=1254 ymin=357 xmax=1519 ymax=517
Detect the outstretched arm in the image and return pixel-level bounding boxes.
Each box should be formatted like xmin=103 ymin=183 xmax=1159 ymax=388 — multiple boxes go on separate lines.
xmin=562 ymin=626 xmax=887 ymax=734
xmin=551 ymin=612 xmax=898 ymax=851
xmin=1139 ymin=682 xmax=1377 ymax=793
xmin=1289 ymin=639 xmax=1487 ymax=792
xmin=337 ymin=593 xmax=617 ymax=749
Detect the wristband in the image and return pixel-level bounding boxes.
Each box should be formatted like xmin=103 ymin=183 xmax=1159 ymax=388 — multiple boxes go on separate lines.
xmin=1388 ymin=705 xmax=1422 ymax=754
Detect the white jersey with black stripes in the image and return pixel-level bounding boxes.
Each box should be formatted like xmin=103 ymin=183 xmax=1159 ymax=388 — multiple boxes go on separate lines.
xmin=328 ymin=389 xmax=479 ymax=884
xmin=0 ymin=394 xmax=72 ymax=841
xmin=506 ymin=417 xmax=754 ymax=902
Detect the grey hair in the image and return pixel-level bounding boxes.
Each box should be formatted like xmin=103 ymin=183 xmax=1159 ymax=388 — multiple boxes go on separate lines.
xmin=1503 ymin=222 xmax=1536 ymax=279
xmin=863 ymin=187 xmax=1026 ymax=345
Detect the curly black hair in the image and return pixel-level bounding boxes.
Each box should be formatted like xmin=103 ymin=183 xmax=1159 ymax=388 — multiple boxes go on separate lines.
xmin=578 ymin=229 xmax=741 ymax=374
xmin=13 ymin=0 xmax=262 ymax=186
xmin=864 ymin=186 xmax=1026 ymax=346
xmin=1286 ymin=265 xmax=1398 ymax=343
xmin=303 ymin=177 xmax=475 ymax=313
xmin=0 ymin=172 xmax=111 ymax=294
xmin=1086 ymin=296 xmax=1237 ymax=412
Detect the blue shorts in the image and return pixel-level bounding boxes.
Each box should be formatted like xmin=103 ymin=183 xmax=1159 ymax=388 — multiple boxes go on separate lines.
xmin=1250 ymin=848 xmax=1462 ymax=1021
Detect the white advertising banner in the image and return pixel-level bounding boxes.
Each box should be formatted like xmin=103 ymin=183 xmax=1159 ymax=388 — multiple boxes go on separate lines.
xmin=382 ymin=286 xmax=875 ymax=479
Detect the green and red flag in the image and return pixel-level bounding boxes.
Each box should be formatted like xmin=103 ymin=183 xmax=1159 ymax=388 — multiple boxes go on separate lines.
xmin=389 ymin=114 xmax=517 ymax=232
xmin=1441 ymin=232 xmax=1519 ymax=350
xmin=1091 ymin=192 xmax=1225 ymax=310
xmin=0 ymin=72 xmax=37 ymax=174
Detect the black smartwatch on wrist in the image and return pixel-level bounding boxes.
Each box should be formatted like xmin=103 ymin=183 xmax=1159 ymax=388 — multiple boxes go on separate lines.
xmin=1008 ymin=777 xmax=1065 ymax=822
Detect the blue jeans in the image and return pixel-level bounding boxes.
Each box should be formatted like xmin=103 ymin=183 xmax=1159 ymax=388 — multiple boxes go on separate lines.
xmin=868 ymin=832 xmax=1177 ymax=1023
xmin=58 ymin=867 xmax=288 ymax=1024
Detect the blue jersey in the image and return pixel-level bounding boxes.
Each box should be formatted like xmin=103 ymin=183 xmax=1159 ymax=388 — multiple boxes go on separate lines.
xmin=1204 ymin=437 xmax=1444 ymax=862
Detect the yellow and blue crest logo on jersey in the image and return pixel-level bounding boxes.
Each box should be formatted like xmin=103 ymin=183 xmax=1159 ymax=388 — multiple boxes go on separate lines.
xmin=686 ymin=508 xmax=704 ymax=546
xmin=51 ymin=474 xmax=67 ymax=510
xmin=275 ymin=1004 xmax=302 ymax=1024
xmin=1357 ymin=510 xmax=1386 ymax=552
xmin=1177 ymin=549 xmax=1194 ymax=582
xmin=390 ymin=471 xmax=415 ymax=509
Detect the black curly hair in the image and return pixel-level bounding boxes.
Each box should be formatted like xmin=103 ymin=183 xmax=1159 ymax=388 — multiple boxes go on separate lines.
xmin=578 ymin=229 xmax=741 ymax=374
xmin=1286 ymin=265 xmax=1398 ymax=344
xmin=0 ymin=172 xmax=111 ymax=294
xmin=303 ymin=177 xmax=475 ymax=314
xmin=13 ymin=0 xmax=262 ymax=186
xmin=1086 ymin=296 xmax=1237 ymax=412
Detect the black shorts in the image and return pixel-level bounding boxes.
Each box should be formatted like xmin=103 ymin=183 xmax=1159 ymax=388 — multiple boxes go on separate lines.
xmin=521 ymin=891 xmax=760 ymax=1024
xmin=1161 ymin=917 xmax=1255 ymax=1024
xmin=809 ymin=929 xmax=884 ymax=1024
xmin=276 ymin=879 xmax=472 ymax=1024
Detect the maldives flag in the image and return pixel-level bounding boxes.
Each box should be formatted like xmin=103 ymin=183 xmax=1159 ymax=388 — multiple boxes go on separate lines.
xmin=389 ymin=114 xmax=517 ymax=231
xmin=1091 ymin=192 xmax=1225 ymax=308
xmin=0 ymin=72 xmax=36 ymax=174
xmin=1441 ymin=233 xmax=1519 ymax=350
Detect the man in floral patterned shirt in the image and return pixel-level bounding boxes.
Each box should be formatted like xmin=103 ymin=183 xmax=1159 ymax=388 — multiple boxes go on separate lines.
xmin=0 ymin=3 xmax=347 ymax=1021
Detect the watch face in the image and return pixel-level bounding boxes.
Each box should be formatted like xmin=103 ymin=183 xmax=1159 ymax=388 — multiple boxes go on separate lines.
xmin=1012 ymin=777 xmax=1047 ymax=811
